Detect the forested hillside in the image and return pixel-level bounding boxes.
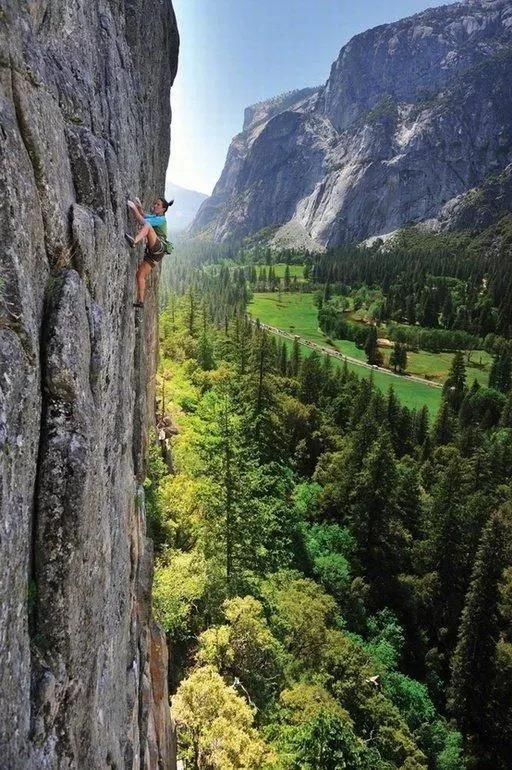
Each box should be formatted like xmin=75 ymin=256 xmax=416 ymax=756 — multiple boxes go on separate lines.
xmin=152 ymin=266 xmax=512 ymax=770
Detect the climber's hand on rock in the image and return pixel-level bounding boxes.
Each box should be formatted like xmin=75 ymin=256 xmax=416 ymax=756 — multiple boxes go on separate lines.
xmin=134 ymin=197 xmax=142 ymax=209
xmin=127 ymin=199 xmax=137 ymax=211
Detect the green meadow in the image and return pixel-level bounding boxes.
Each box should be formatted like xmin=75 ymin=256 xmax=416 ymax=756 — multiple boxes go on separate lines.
xmin=271 ymin=263 xmax=307 ymax=280
xmin=248 ymin=292 xmax=491 ymax=413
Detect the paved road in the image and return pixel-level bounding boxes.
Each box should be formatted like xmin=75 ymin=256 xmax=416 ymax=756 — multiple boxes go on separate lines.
xmin=254 ymin=320 xmax=443 ymax=390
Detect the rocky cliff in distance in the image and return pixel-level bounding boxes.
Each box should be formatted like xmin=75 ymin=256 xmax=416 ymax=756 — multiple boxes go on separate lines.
xmin=0 ymin=2 xmax=178 ymax=768
xmin=165 ymin=182 xmax=208 ymax=231
xmin=192 ymin=0 xmax=512 ymax=248
xmin=193 ymin=87 xmax=320 ymax=237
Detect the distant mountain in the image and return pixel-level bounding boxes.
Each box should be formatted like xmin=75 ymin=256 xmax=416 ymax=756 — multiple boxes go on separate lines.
xmin=165 ymin=182 xmax=208 ymax=231
xmin=191 ymin=0 xmax=512 ymax=248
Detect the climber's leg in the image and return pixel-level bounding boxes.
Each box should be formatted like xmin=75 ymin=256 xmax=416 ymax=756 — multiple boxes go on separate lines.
xmin=133 ymin=223 xmax=159 ymax=249
xmin=133 ymin=222 xmax=149 ymax=246
xmin=135 ymin=260 xmax=153 ymax=305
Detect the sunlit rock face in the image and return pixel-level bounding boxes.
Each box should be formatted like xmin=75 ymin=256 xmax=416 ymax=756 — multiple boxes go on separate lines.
xmin=192 ymin=0 xmax=512 ymax=247
xmin=0 ymin=1 xmax=178 ymax=767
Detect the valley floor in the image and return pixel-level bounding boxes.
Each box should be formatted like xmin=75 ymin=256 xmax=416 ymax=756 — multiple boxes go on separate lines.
xmin=249 ymin=292 xmax=492 ymax=413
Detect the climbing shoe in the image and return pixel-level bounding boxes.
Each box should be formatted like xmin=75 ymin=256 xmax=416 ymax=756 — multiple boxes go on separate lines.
xmin=124 ymin=233 xmax=135 ymax=248
xmin=133 ymin=301 xmax=144 ymax=309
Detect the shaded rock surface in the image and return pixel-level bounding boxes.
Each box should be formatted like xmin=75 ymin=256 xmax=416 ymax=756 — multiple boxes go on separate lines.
xmin=192 ymin=0 xmax=512 ymax=247
xmin=0 ymin=1 xmax=178 ymax=767
xmin=423 ymin=162 xmax=512 ymax=232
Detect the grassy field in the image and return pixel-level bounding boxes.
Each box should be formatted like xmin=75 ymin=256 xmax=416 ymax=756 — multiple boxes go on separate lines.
xmin=271 ymin=263 xmax=307 ymax=281
xmin=399 ymin=348 xmax=491 ymax=386
xmin=336 ymin=338 xmax=492 ymax=387
xmin=249 ymin=292 xmax=325 ymax=342
xmin=274 ymin=332 xmax=442 ymax=413
xmin=248 ymin=292 xmax=491 ymax=413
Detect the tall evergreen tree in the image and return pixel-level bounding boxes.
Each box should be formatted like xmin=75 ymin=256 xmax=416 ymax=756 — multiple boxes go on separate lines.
xmin=185 ymin=288 xmax=198 ymax=336
xmin=198 ymin=330 xmax=215 ymax=371
xmin=443 ymin=351 xmax=467 ymax=412
xmin=278 ymin=341 xmax=288 ymax=376
xmin=290 ymin=337 xmax=302 ymax=378
xmin=429 ymin=457 xmax=471 ymax=655
xmin=284 ymin=264 xmax=291 ymax=291
xmin=349 ymin=431 xmax=398 ymax=592
xmin=364 ymin=325 xmax=382 ymax=366
xmin=414 ymin=405 xmax=430 ymax=448
xmin=232 ymin=315 xmax=252 ymax=375
xmin=489 ymin=346 xmax=512 ymax=393
xmin=390 ymin=342 xmax=407 ymax=373
xmin=449 ymin=510 xmax=510 ymax=753
xmin=500 ymin=390 xmax=512 ymax=428
xmin=433 ymin=399 xmax=457 ymax=446
xmin=300 ymin=352 xmax=323 ymax=404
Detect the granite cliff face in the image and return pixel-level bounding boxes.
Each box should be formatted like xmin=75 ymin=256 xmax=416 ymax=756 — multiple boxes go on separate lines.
xmin=0 ymin=1 xmax=178 ymax=768
xmin=192 ymin=0 xmax=512 ymax=247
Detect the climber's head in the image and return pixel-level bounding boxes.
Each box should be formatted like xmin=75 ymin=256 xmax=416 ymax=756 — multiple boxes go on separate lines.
xmin=153 ymin=197 xmax=174 ymax=214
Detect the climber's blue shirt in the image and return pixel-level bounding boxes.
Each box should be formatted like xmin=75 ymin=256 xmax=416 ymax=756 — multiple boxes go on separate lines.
xmin=144 ymin=213 xmax=167 ymax=240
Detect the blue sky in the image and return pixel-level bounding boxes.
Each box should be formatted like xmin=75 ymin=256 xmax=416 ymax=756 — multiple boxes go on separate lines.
xmin=168 ymin=0 xmax=450 ymax=195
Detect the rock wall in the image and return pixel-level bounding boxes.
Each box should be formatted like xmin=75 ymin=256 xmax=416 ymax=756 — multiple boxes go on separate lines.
xmin=192 ymin=0 xmax=512 ymax=247
xmin=0 ymin=1 xmax=179 ymax=767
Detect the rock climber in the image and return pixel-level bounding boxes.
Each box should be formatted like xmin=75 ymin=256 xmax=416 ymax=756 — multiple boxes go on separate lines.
xmin=125 ymin=196 xmax=174 ymax=308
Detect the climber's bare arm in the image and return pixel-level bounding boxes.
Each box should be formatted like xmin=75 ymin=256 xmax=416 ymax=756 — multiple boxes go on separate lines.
xmin=127 ymin=199 xmax=146 ymax=225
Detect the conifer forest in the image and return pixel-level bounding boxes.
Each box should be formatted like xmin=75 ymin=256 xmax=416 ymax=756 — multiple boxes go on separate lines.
xmin=152 ymin=230 xmax=512 ymax=769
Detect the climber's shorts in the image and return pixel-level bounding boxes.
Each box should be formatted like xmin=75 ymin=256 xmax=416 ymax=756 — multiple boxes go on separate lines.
xmin=144 ymin=237 xmax=165 ymax=267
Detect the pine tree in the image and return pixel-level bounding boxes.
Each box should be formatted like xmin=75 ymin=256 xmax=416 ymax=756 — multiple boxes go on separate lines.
xmin=349 ymin=391 xmax=385 ymax=470
xmin=299 ymin=352 xmax=323 ymax=404
xmin=340 ymin=359 xmax=350 ymax=384
xmin=284 ymin=264 xmax=291 ymax=291
xmin=441 ymin=292 xmax=455 ymax=329
xmin=242 ymin=329 xmax=282 ymax=463
xmin=390 ymin=341 xmax=407 ymax=373
xmin=395 ymin=405 xmax=414 ymax=457
xmin=429 ymin=457 xmax=470 ymax=654
xmin=449 ymin=512 xmax=508 ymax=743
xmin=231 ymin=315 xmax=252 ymax=375
xmin=395 ymin=456 xmax=422 ymax=543
xmin=500 ymin=390 xmax=512 ymax=428
xmin=459 ymin=379 xmax=480 ymax=427
xmin=290 ymin=337 xmax=302 ymax=378
xmin=443 ymin=351 xmax=467 ymax=412
xmin=197 ymin=306 xmax=215 ymax=370
xmin=349 ymin=377 xmax=374 ymax=430
xmin=398 ymin=342 xmax=408 ymax=373
xmin=249 ymin=328 xmax=274 ymax=416
xmin=320 ymin=354 xmax=337 ymax=399
xmin=279 ymin=341 xmax=288 ymax=376
xmin=414 ymin=405 xmax=430 ymax=447
xmin=406 ymin=294 xmax=417 ymax=325
xmin=386 ymin=387 xmax=401 ymax=443
xmin=349 ymin=431 xmax=398 ymax=590
xmin=489 ymin=347 xmax=512 ymax=393
xmin=420 ymin=289 xmax=439 ymax=328
xmin=185 ymin=288 xmax=197 ymax=336
xmin=389 ymin=344 xmax=400 ymax=373
xmin=433 ymin=400 xmax=456 ymax=446
xmin=364 ymin=325 xmax=383 ymax=366
xmin=198 ymin=330 xmax=215 ymax=370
